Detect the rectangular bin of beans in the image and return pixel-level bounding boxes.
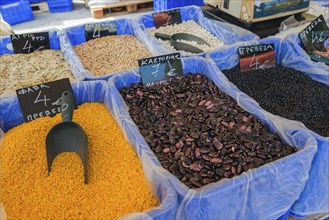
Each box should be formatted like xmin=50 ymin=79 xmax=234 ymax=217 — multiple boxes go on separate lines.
xmin=286 ymin=34 xmax=329 ymax=70
xmin=207 ymin=38 xmax=329 ymax=217
xmin=0 ymin=80 xmax=178 ymax=220
xmin=60 ymin=18 xmax=162 ymax=81
xmin=0 ymin=0 xmax=34 ymax=25
xmin=134 ymin=5 xmax=259 ymax=56
xmin=0 ymin=29 xmax=84 ymax=95
xmin=107 ymin=56 xmax=317 ymax=219
xmin=0 ymin=30 xmax=85 ymax=97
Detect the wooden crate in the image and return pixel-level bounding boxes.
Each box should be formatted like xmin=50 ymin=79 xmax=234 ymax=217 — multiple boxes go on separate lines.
xmin=90 ymin=0 xmax=153 ymax=19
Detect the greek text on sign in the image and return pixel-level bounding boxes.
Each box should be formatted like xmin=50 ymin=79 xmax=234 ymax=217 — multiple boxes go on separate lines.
xmin=153 ymin=9 xmax=182 ymax=28
xmin=238 ymin=44 xmax=276 ymax=72
xmin=139 ymin=53 xmax=183 ymax=87
xmin=16 ymin=78 xmax=76 ymax=122
xmin=299 ymin=15 xmax=329 ymax=53
xmin=85 ymin=22 xmax=117 ymax=41
xmin=10 ymin=32 xmax=50 ymax=54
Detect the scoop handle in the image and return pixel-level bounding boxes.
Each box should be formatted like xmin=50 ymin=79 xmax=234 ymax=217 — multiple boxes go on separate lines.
xmin=155 ymin=33 xmax=172 ymax=41
xmin=61 ymin=91 xmax=74 ymax=122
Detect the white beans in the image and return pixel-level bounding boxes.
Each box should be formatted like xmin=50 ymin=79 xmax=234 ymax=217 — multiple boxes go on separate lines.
xmin=148 ymin=20 xmax=225 ymax=53
xmin=0 ymin=50 xmax=74 ymax=95
xmin=74 ymin=35 xmax=152 ymax=76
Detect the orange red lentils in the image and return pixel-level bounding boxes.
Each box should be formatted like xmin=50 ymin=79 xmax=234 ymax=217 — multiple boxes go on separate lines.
xmin=0 ymin=103 xmax=158 ymax=219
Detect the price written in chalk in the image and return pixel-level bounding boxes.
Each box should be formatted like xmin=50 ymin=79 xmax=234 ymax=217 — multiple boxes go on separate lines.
xmin=10 ymin=32 xmax=50 ymax=54
xmin=238 ymin=44 xmax=276 ymax=72
xmin=299 ymin=15 xmax=329 ymax=53
xmin=153 ymin=9 xmax=182 ymax=28
xmin=16 ymin=78 xmax=76 ymax=122
xmin=85 ymin=22 xmax=117 ymax=41
xmin=138 ymin=53 xmax=183 ymax=87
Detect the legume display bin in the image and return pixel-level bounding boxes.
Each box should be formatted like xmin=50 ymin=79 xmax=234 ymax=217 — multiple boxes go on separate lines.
xmin=60 ymin=18 xmax=163 ymax=82
xmin=286 ymin=34 xmax=329 ymax=73
xmin=0 ymin=29 xmax=85 ymax=82
xmin=0 ymin=80 xmax=178 ymax=220
xmin=134 ymin=5 xmax=259 ymax=57
xmin=206 ymin=37 xmax=329 ymax=217
xmin=107 ymin=56 xmax=318 ymax=219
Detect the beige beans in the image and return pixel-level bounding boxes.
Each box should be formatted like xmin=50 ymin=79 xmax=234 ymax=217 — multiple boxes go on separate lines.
xmin=0 ymin=50 xmax=74 ymax=95
xmin=148 ymin=20 xmax=225 ymax=53
xmin=74 ymin=35 xmax=152 ymax=76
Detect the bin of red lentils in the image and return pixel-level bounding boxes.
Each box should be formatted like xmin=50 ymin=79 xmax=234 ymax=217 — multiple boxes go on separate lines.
xmin=0 ymin=80 xmax=178 ymax=219
xmin=107 ymin=56 xmax=317 ymax=220
xmin=0 ymin=29 xmax=85 ymax=97
xmin=60 ymin=18 xmax=162 ymax=82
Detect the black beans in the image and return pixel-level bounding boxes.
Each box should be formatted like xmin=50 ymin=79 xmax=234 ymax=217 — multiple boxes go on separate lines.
xmin=222 ymin=66 xmax=329 ymax=137
xmin=120 ymin=74 xmax=298 ymax=189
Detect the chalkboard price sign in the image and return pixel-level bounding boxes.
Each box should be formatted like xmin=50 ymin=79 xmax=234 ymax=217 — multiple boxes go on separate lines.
xmin=85 ymin=22 xmax=117 ymax=41
xmin=238 ymin=44 xmax=276 ymax=72
xmin=299 ymin=15 xmax=329 ymax=53
xmin=139 ymin=53 xmax=183 ymax=87
xmin=153 ymin=9 xmax=182 ymax=28
xmin=16 ymin=78 xmax=76 ymax=122
xmin=10 ymin=32 xmax=50 ymax=54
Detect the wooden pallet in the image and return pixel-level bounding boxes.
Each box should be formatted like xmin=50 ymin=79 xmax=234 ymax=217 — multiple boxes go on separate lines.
xmin=31 ymin=1 xmax=49 ymax=14
xmin=90 ymin=0 xmax=153 ymax=19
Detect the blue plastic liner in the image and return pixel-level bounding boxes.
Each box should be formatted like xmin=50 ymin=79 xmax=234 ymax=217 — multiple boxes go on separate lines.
xmin=134 ymin=5 xmax=259 ymax=57
xmin=0 ymin=0 xmax=34 ymax=25
xmin=207 ymin=37 xmax=329 ymax=216
xmin=107 ymin=56 xmax=317 ymax=219
xmin=60 ymin=18 xmax=163 ymax=81
xmin=0 ymin=80 xmax=178 ymax=220
xmin=0 ymin=29 xmax=85 ymax=81
xmin=154 ymin=0 xmax=204 ymax=12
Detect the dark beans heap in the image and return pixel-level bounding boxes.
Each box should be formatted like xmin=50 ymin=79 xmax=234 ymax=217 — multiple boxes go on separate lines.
xmin=120 ymin=74 xmax=297 ymax=189
xmin=222 ymin=66 xmax=329 ymax=137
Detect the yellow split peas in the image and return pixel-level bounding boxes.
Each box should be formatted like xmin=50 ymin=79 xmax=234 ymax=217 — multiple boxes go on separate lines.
xmin=0 ymin=103 xmax=158 ymax=219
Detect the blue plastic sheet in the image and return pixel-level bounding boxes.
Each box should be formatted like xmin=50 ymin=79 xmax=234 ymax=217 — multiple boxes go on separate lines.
xmin=0 ymin=80 xmax=178 ymax=220
xmin=134 ymin=5 xmax=259 ymax=57
xmin=154 ymin=0 xmax=204 ymax=12
xmin=107 ymin=56 xmax=317 ymax=219
xmin=0 ymin=29 xmax=85 ymax=81
xmin=207 ymin=38 xmax=329 ymax=216
xmin=60 ymin=18 xmax=163 ymax=82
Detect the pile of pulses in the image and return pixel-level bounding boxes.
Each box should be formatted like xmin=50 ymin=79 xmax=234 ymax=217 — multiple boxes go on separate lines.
xmin=148 ymin=20 xmax=225 ymax=53
xmin=0 ymin=50 xmax=74 ymax=95
xmin=0 ymin=103 xmax=158 ymax=219
xmin=314 ymin=46 xmax=329 ymax=59
xmin=74 ymin=35 xmax=152 ymax=76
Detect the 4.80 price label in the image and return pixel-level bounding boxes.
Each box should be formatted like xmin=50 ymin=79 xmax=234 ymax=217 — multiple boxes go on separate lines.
xmin=10 ymin=32 xmax=50 ymax=54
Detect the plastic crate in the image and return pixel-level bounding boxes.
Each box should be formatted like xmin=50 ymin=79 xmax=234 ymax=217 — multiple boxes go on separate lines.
xmin=154 ymin=0 xmax=204 ymax=11
xmin=30 ymin=0 xmax=45 ymax=4
xmin=47 ymin=0 xmax=72 ymax=12
xmin=0 ymin=0 xmax=19 ymax=5
xmin=0 ymin=0 xmax=34 ymax=25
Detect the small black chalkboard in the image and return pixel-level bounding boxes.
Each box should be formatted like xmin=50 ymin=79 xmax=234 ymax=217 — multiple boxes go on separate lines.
xmin=299 ymin=15 xmax=329 ymax=53
xmin=16 ymin=78 xmax=76 ymax=122
xmin=85 ymin=22 xmax=117 ymax=41
xmin=153 ymin=9 xmax=182 ymax=28
xmin=309 ymin=52 xmax=329 ymax=65
xmin=10 ymin=32 xmax=50 ymax=54
xmin=238 ymin=44 xmax=276 ymax=72
xmin=138 ymin=53 xmax=183 ymax=87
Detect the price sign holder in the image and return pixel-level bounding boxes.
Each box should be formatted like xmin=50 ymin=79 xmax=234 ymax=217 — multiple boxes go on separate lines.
xmin=84 ymin=22 xmax=117 ymax=41
xmin=299 ymin=15 xmax=329 ymax=53
xmin=138 ymin=53 xmax=183 ymax=87
xmin=16 ymin=78 xmax=77 ymax=122
xmin=10 ymin=32 xmax=50 ymax=54
xmin=238 ymin=44 xmax=276 ymax=72
xmin=153 ymin=9 xmax=182 ymax=28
